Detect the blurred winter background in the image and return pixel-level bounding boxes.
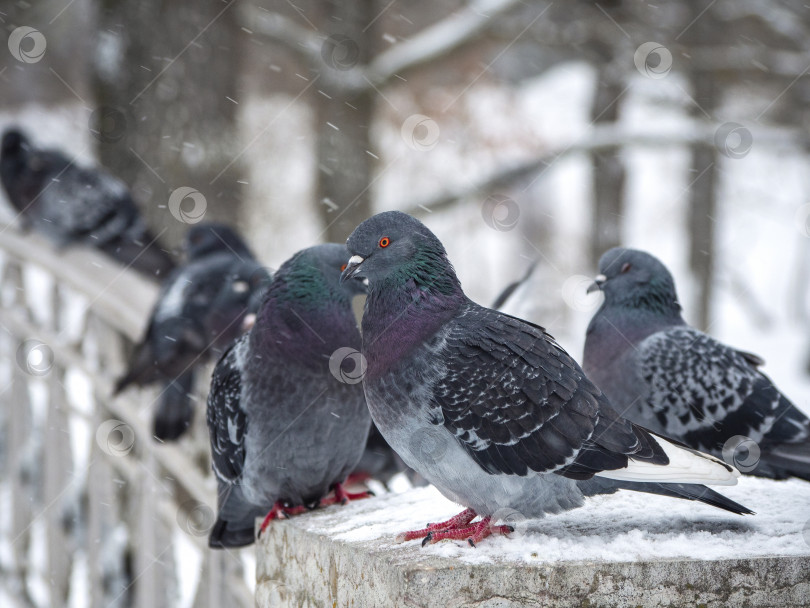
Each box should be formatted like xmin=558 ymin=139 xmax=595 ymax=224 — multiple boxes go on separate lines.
xmin=2 ymin=0 xmax=810 ymax=606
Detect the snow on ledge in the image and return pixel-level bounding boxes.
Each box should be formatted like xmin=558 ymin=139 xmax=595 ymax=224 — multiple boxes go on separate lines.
xmin=262 ymin=476 xmax=810 ymax=566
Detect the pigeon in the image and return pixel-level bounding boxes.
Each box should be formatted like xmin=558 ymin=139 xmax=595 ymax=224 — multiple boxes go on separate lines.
xmin=0 ymin=128 xmax=173 ymax=278
xmin=207 ymin=243 xmax=372 ymax=549
xmin=342 ymin=211 xmax=751 ymax=547
xmin=115 ymin=223 xmax=269 ymax=441
xmin=204 ymin=258 xmax=273 ymax=352
xmin=583 ymin=247 xmax=810 ymax=482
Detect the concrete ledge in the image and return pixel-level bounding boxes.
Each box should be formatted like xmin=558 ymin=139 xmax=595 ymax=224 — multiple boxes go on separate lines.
xmin=257 ymin=478 xmax=810 ymax=607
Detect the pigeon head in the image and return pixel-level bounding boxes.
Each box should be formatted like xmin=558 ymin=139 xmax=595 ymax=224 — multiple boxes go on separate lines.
xmin=342 ymin=211 xmax=461 ymax=296
xmin=184 ymin=223 xmax=254 ymax=260
xmin=275 ymin=243 xmax=366 ymax=306
xmin=590 ymin=248 xmax=681 ymax=315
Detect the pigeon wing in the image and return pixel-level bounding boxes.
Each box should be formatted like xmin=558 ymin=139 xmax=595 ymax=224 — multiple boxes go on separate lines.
xmin=433 ymin=305 xmax=666 ymax=478
xmin=207 ymin=337 xmax=248 ymax=483
xmin=636 ymin=327 xmax=810 ymax=451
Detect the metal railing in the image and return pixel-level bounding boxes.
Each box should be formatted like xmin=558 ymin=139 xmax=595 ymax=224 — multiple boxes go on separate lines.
xmin=0 ymin=225 xmax=253 ymax=608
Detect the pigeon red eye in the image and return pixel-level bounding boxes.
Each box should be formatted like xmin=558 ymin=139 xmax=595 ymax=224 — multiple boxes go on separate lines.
xmin=340 ymin=263 xmax=347 ymax=272
xmin=621 ymin=263 xmax=632 ymax=273
xmin=379 ymin=236 xmax=390 ymax=248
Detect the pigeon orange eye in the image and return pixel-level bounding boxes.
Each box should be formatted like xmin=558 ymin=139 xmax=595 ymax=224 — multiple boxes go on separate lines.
xmin=340 ymin=263 xmax=347 ymax=272
xmin=621 ymin=263 xmax=632 ymax=273
xmin=379 ymin=236 xmax=390 ymax=248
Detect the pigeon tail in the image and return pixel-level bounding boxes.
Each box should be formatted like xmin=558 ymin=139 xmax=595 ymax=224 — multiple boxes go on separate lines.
xmin=208 ymin=518 xmax=256 ymax=549
xmin=152 ymin=371 xmax=195 ymax=441
xmin=580 ymin=477 xmax=754 ymax=515
xmin=595 ymin=432 xmax=740 ymax=486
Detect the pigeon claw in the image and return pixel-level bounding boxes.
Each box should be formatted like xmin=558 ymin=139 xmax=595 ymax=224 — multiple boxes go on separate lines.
xmin=396 ymin=508 xmax=477 ymax=544
xmin=258 ymin=501 xmax=308 ymax=537
xmin=319 ymin=482 xmax=374 ymax=508
xmin=399 ymin=512 xmax=513 ymax=547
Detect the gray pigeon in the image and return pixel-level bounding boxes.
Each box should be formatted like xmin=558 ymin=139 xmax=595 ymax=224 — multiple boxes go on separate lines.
xmin=584 ymin=247 xmax=810 ymax=482
xmin=207 ymin=243 xmax=371 ymax=548
xmin=343 ymin=212 xmax=751 ymax=546
xmin=115 ymin=223 xmax=269 ymax=441
xmin=0 ymin=128 xmax=173 ymax=278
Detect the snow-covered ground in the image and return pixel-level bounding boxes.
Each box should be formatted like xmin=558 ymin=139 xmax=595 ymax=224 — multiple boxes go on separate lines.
xmin=284 ymin=478 xmax=810 ymax=565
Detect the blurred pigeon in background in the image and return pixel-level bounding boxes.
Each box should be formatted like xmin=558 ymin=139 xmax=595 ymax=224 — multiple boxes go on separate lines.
xmin=207 ymin=243 xmax=371 ymax=549
xmin=115 ymin=223 xmax=269 ymax=441
xmin=584 ymin=247 xmax=810 ymax=482
xmin=0 ymin=128 xmax=174 ymax=278
xmin=343 ymin=212 xmax=750 ymax=546
xmin=204 ymin=258 xmax=273 ymax=352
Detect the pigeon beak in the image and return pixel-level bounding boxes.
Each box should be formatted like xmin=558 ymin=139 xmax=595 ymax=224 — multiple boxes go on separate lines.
xmin=341 ymin=255 xmax=365 ymax=283
xmin=587 ymin=274 xmax=607 ymax=294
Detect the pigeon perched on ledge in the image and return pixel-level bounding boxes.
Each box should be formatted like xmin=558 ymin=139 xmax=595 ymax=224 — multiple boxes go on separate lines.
xmin=0 ymin=128 xmax=173 ymax=279
xmin=207 ymin=243 xmax=371 ymax=549
xmin=343 ymin=211 xmax=751 ymax=547
xmin=583 ymin=247 xmax=810 ymax=482
xmin=115 ymin=223 xmax=269 ymax=441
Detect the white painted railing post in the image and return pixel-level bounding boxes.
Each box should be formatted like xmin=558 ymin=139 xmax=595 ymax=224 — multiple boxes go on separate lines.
xmin=0 ymin=226 xmax=253 ymax=607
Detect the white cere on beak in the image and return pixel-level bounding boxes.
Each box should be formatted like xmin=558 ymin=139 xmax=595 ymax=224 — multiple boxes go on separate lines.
xmin=595 ymin=274 xmax=607 ymax=283
xmin=362 ymin=278 xmax=369 ymax=286
xmin=232 ymin=280 xmax=249 ymax=294
xmin=348 ymin=255 xmax=364 ymax=266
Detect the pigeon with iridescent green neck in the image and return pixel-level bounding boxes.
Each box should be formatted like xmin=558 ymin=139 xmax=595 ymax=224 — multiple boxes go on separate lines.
xmin=207 ymin=243 xmax=371 ymax=549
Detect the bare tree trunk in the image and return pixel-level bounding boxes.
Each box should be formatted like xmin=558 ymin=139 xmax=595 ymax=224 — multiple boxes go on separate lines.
xmin=589 ymin=67 xmax=626 ymax=267
xmin=91 ymin=0 xmax=243 ymax=251
xmin=313 ymin=0 xmax=375 ymax=243
xmin=685 ymin=4 xmax=719 ymax=331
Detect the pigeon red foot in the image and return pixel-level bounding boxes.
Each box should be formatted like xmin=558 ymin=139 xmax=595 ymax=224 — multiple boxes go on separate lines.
xmin=395 ymin=508 xmax=513 ymax=547
xmin=258 ymin=483 xmax=373 ymax=538
xmin=319 ymin=482 xmax=374 ymax=507
xmin=258 ymin=501 xmax=308 ymax=537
